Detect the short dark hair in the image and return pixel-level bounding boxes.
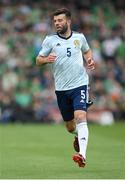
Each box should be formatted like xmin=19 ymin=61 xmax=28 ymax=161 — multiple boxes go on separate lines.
xmin=52 ymin=7 xmax=71 ymax=19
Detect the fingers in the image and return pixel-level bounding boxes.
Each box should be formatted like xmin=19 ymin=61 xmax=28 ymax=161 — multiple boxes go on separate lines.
xmin=88 ymin=65 xmax=95 ymax=70
xmin=87 ymin=63 xmax=95 ymax=70
xmin=87 ymin=58 xmax=95 ymax=70
xmin=47 ymin=55 xmax=56 ymax=63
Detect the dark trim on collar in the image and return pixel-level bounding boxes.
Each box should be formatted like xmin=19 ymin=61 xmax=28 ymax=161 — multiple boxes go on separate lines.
xmin=57 ymin=31 xmax=73 ymax=40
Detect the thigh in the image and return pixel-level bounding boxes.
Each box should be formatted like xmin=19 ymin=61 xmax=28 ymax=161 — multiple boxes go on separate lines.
xmin=72 ymin=85 xmax=89 ymax=112
xmin=55 ymin=91 xmax=74 ymax=121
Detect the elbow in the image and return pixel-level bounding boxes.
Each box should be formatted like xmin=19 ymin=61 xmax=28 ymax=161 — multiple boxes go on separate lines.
xmin=36 ymin=56 xmax=40 ymax=66
xmin=36 ymin=55 xmax=47 ymax=66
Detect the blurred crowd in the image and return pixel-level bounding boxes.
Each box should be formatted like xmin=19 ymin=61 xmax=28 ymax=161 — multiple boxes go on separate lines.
xmin=0 ymin=0 xmax=125 ymax=124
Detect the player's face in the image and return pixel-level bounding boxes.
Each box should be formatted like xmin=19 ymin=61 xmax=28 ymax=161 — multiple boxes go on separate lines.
xmin=53 ymin=14 xmax=70 ymax=34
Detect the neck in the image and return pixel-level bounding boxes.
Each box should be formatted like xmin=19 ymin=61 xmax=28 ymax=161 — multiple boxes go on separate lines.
xmin=59 ymin=29 xmax=72 ymax=38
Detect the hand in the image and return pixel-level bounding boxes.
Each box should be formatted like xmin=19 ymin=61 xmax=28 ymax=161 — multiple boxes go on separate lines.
xmin=86 ymin=58 xmax=95 ymax=70
xmin=46 ymin=54 xmax=56 ymax=63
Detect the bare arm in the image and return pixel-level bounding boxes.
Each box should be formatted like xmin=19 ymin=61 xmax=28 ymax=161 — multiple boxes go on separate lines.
xmin=83 ymin=49 xmax=95 ymax=70
xmin=36 ymin=54 xmax=56 ymax=66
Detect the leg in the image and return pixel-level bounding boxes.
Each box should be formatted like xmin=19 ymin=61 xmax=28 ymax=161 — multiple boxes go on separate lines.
xmin=65 ymin=119 xmax=76 ymax=134
xmin=74 ymin=110 xmax=87 ymax=124
xmin=72 ymin=109 xmax=89 ymax=167
xmin=55 ymin=90 xmax=80 ymax=151
xmin=56 ymin=86 xmax=89 ymax=168
xmin=74 ymin=110 xmax=89 ymax=159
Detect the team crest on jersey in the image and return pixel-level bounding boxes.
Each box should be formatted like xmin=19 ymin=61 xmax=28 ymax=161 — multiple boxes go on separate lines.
xmin=74 ymin=40 xmax=80 ymax=47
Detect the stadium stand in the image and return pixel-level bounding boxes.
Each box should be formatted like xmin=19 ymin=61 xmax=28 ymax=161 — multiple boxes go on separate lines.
xmin=0 ymin=0 xmax=125 ymax=124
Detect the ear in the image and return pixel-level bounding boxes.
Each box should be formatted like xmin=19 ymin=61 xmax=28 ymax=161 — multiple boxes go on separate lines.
xmin=68 ymin=19 xmax=71 ymax=24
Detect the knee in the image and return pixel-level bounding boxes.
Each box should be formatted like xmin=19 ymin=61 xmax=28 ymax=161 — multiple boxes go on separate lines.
xmin=66 ymin=125 xmax=75 ymax=133
xmin=74 ymin=111 xmax=87 ymax=123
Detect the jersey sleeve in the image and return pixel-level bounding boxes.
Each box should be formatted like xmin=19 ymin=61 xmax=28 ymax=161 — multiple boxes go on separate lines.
xmin=39 ymin=36 xmax=52 ymax=56
xmin=81 ymin=34 xmax=90 ymax=53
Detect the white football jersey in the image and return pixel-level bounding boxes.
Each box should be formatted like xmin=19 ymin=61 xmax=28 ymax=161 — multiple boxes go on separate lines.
xmin=39 ymin=31 xmax=90 ymax=90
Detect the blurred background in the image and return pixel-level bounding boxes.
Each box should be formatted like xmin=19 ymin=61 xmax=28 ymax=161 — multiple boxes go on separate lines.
xmin=0 ymin=0 xmax=125 ymax=125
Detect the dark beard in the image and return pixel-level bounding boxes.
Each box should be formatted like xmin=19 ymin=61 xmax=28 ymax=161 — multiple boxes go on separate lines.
xmin=57 ymin=24 xmax=68 ymax=34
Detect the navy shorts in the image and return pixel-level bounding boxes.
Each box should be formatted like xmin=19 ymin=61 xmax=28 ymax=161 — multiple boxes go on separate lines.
xmin=55 ymin=85 xmax=89 ymax=121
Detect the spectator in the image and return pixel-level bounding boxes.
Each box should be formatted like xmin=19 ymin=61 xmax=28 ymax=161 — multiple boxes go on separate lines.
xmin=0 ymin=0 xmax=125 ymax=124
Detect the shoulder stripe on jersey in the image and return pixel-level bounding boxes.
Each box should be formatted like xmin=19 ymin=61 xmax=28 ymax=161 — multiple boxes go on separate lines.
xmin=47 ymin=33 xmax=57 ymax=37
xmin=72 ymin=31 xmax=80 ymax=34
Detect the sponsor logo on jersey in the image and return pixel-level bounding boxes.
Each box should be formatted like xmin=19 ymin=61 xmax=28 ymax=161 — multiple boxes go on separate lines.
xmin=56 ymin=43 xmax=61 ymax=46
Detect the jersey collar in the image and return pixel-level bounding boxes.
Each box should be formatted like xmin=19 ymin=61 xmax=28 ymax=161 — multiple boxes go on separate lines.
xmin=57 ymin=31 xmax=73 ymax=40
